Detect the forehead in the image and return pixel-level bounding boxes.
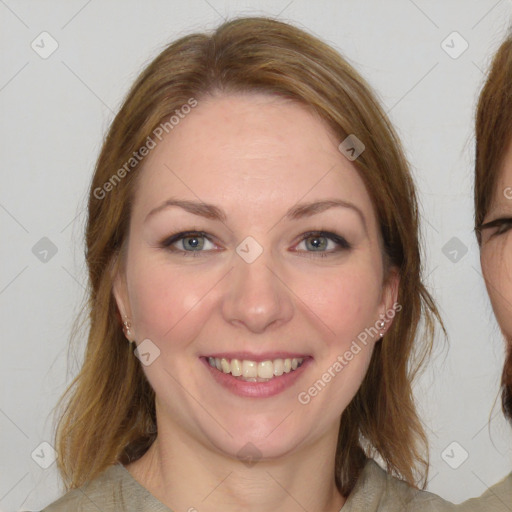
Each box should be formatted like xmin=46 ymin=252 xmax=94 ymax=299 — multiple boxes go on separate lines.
xmin=132 ymin=93 xmax=375 ymax=223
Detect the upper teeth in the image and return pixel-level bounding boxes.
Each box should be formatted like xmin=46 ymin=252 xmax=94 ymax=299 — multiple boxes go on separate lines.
xmin=208 ymin=357 xmax=304 ymax=379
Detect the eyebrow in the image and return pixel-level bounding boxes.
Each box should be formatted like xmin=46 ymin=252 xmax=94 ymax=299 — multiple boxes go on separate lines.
xmin=145 ymin=198 xmax=367 ymax=229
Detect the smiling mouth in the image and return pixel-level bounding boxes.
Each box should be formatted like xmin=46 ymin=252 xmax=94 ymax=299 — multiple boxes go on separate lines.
xmin=206 ymin=356 xmax=307 ymax=382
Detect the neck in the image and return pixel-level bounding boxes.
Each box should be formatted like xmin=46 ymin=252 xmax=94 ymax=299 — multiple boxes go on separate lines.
xmin=125 ymin=417 xmax=346 ymax=512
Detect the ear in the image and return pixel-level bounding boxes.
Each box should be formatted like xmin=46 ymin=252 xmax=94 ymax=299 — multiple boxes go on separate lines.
xmin=377 ymin=267 xmax=400 ymax=337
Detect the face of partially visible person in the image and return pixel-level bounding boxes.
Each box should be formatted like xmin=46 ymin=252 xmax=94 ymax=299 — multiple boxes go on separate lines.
xmin=480 ymin=142 xmax=512 ymax=344
xmin=113 ymin=92 xmax=398 ymax=462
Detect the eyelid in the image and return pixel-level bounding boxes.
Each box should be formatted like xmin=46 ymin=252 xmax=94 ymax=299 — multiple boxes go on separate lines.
xmin=294 ymin=231 xmax=351 ymax=252
xmin=479 ymin=216 xmax=512 ymax=230
xmin=159 ymin=231 xmax=221 ymax=256
xmin=160 ymin=230 xmax=211 ymax=247
xmin=159 ymin=229 xmax=351 ymax=256
xmin=478 ymin=217 xmax=512 ymax=239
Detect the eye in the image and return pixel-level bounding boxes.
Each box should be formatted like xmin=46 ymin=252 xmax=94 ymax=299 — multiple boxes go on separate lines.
xmin=294 ymin=231 xmax=351 ymax=257
xmin=479 ymin=217 xmax=512 ymax=239
xmin=160 ymin=231 xmax=219 ymax=256
xmin=495 ymin=219 xmax=512 ymax=236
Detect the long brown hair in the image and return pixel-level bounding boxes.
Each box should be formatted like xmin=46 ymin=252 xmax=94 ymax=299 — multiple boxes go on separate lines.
xmin=53 ymin=16 xmax=441 ymax=495
xmin=474 ymin=32 xmax=512 ymax=422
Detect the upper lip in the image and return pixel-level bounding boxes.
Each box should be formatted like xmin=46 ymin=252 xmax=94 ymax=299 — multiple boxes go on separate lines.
xmin=203 ymin=352 xmax=311 ymax=362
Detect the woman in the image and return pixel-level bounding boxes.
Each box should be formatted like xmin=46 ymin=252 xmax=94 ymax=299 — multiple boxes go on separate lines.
xmin=42 ymin=17 xmax=453 ymax=511
xmin=457 ymin=34 xmax=512 ymax=512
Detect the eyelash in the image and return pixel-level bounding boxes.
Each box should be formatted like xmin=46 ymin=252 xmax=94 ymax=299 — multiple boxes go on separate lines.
xmin=479 ymin=217 xmax=512 ymax=238
xmin=159 ymin=230 xmax=351 ymax=258
xmin=297 ymin=231 xmax=352 ymax=256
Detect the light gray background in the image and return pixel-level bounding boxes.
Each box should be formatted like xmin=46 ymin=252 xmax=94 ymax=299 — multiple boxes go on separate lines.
xmin=1 ymin=1 xmax=512 ymax=510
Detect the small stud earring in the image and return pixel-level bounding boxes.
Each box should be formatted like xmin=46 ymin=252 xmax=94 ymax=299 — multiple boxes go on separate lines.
xmin=123 ymin=316 xmax=135 ymax=343
xmin=377 ymin=318 xmax=386 ymax=338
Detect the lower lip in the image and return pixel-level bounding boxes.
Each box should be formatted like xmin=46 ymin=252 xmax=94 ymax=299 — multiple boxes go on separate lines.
xmin=201 ymin=357 xmax=313 ymax=398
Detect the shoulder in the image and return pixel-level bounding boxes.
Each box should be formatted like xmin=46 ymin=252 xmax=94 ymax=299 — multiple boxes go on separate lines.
xmin=343 ymin=459 xmax=455 ymax=512
xmin=456 ymin=472 xmax=512 ymax=512
xmin=41 ymin=465 xmax=126 ymax=512
xmin=41 ymin=464 xmax=169 ymax=512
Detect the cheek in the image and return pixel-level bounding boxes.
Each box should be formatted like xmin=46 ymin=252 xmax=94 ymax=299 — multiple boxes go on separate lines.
xmin=287 ymin=261 xmax=384 ymax=375
xmin=294 ymin=264 xmax=382 ymax=334
xmin=296 ymin=288 xmax=377 ymax=417
xmin=127 ymin=258 xmax=218 ymax=343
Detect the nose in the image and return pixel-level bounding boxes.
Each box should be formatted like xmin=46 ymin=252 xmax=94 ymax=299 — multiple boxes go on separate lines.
xmin=221 ymin=248 xmax=294 ymax=334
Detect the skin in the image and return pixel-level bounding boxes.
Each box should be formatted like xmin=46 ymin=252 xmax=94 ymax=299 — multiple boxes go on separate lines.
xmin=480 ymin=142 xmax=512 ymax=345
xmin=113 ymin=93 xmax=399 ymax=512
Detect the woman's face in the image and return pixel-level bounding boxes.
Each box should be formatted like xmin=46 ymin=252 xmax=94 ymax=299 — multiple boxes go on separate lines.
xmin=114 ymin=93 xmax=398 ymax=460
xmin=480 ymin=142 xmax=512 ymax=343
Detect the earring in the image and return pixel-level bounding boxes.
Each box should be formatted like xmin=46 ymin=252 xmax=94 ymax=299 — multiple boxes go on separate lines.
xmin=122 ymin=316 xmax=135 ymax=343
xmin=377 ymin=318 xmax=386 ymax=338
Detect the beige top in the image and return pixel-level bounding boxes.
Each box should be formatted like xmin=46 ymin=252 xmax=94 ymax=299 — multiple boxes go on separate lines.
xmin=456 ymin=473 xmax=512 ymax=511
xmin=41 ymin=459 xmax=454 ymax=511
